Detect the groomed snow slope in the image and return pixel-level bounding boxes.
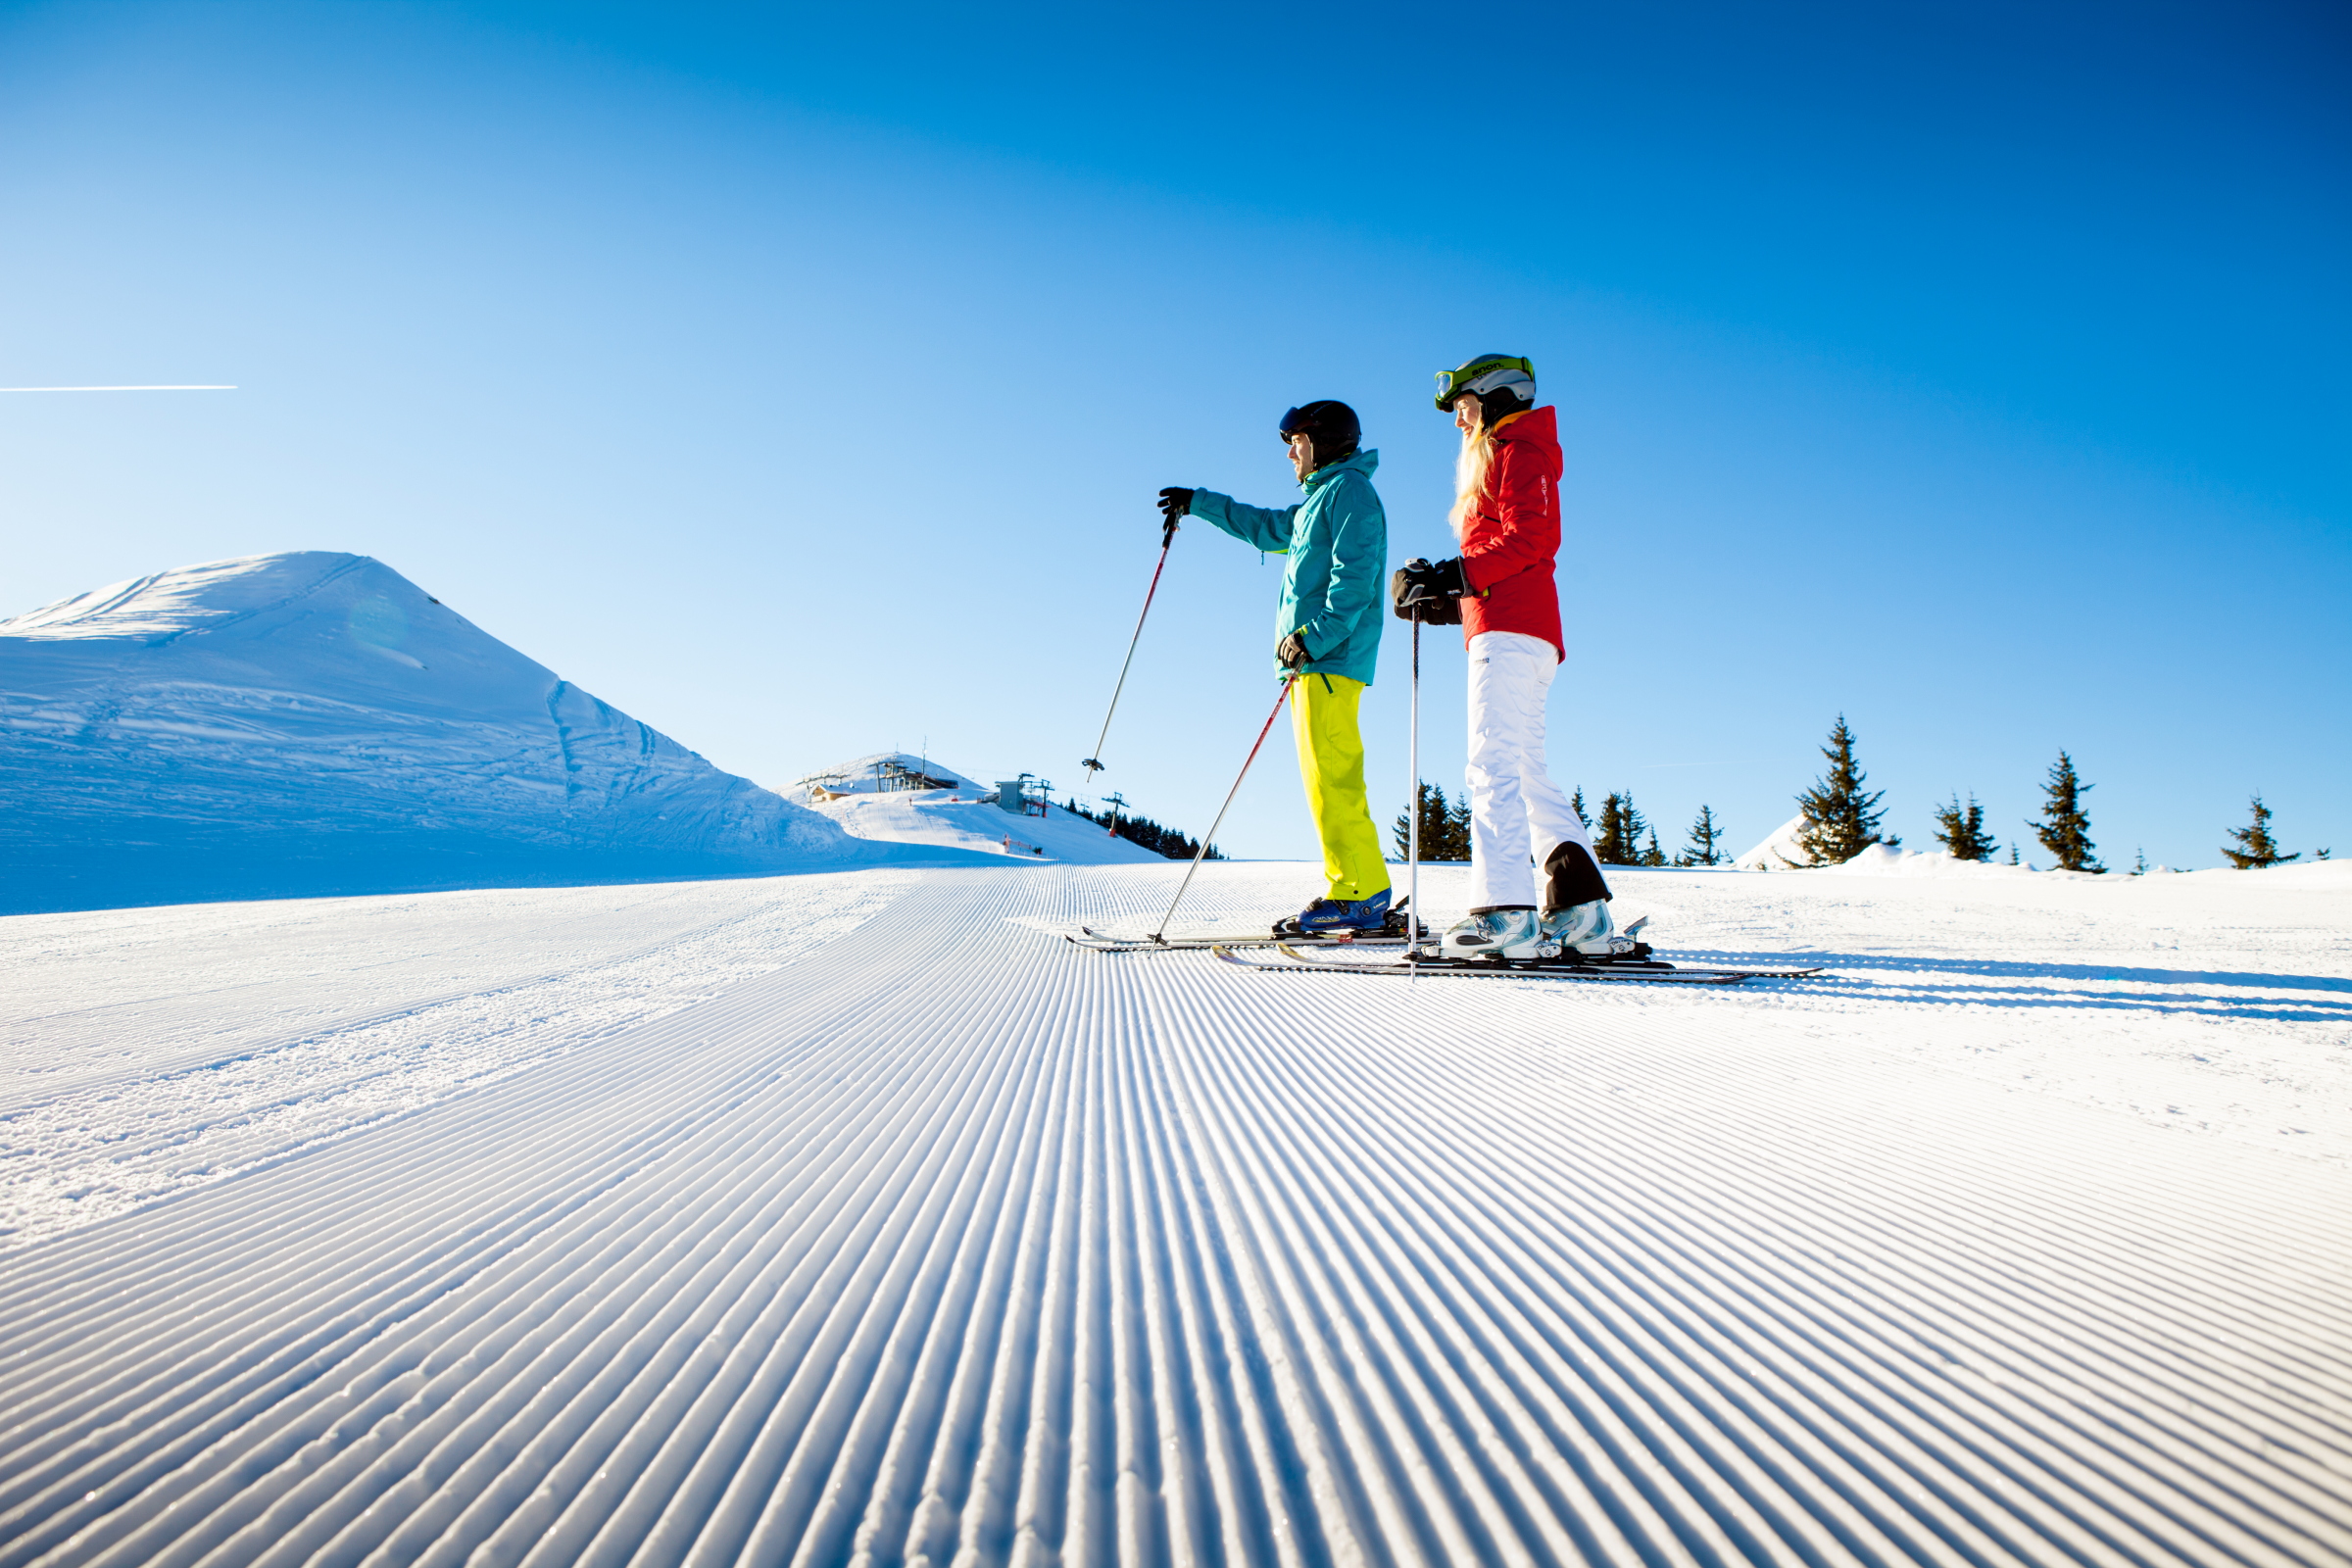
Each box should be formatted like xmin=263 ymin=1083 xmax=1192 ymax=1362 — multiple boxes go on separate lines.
xmin=2 ymin=863 xmax=2347 ymax=1566
xmin=0 ymin=554 xmax=930 ymax=915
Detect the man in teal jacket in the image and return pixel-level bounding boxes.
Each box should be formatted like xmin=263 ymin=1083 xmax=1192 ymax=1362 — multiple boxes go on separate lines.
xmin=1157 ymin=399 xmax=1392 ymax=934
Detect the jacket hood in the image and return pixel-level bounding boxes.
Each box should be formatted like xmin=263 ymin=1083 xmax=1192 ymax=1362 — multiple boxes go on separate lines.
xmin=1303 ymin=447 xmax=1380 ymax=490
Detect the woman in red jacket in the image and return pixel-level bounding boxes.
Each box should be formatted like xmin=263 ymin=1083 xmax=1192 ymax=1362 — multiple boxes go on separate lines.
xmin=1399 ymin=354 xmax=1632 ymax=960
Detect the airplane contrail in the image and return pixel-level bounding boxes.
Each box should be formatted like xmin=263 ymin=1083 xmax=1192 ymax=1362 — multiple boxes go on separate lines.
xmin=0 ymin=385 xmax=237 ymax=392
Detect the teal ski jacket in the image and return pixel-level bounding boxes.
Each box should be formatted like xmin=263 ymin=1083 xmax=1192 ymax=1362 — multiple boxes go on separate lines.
xmin=1187 ymin=449 xmax=1387 ymax=687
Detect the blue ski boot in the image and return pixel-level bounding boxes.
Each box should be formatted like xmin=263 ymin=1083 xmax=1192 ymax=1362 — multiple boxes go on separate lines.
xmin=1278 ymin=887 xmax=1393 ymax=938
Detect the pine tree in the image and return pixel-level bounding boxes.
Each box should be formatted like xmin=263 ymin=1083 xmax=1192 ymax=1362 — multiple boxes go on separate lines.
xmin=1641 ymin=829 xmax=1667 ymax=866
xmin=1392 ymin=780 xmax=1472 ymax=861
xmin=1675 ymin=805 xmax=1728 ymax=866
xmin=1065 ymin=800 xmax=1221 ymax=860
xmin=1393 ymin=781 xmax=1433 ymax=861
xmin=1593 ymin=794 xmax=1626 ymax=864
xmin=1594 ymin=791 xmax=1648 ymax=865
xmin=1791 ymin=714 xmax=1889 ymax=865
xmin=2132 ymin=848 xmax=2147 ymax=876
xmin=1931 ymin=792 xmax=1997 ymax=861
xmin=2029 ymin=750 xmax=2103 ymax=872
xmin=2221 ymin=794 xmax=2298 ymax=869
xmin=1569 ymin=788 xmax=1590 ymax=829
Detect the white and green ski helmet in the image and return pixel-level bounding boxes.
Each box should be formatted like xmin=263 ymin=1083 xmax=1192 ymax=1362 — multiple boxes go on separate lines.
xmin=1434 ymin=353 xmax=1535 ymax=413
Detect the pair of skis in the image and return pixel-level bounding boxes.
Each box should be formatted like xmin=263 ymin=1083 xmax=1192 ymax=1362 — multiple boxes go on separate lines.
xmin=1068 ymin=922 xmax=1823 ymax=985
xmin=1210 ymin=943 xmax=1825 ymax=986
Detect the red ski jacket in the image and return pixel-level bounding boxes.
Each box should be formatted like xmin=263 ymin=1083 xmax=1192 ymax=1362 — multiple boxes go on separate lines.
xmin=1457 ymin=404 xmax=1564 ymax=660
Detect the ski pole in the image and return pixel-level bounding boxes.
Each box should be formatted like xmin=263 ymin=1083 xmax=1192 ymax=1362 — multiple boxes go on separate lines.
xmin=1408 ymin=614 xmax=1422 ymax=971
xmin=1082 ymin=513 xmax=1179 ymax=774
xmin=1151 ymin=674 xmax=1296 ymax=942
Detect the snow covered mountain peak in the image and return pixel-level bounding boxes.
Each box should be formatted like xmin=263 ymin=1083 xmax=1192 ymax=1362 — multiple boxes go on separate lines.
xmin=1 ymin=551 xmax=386 ymax=645
xmin=0 ymin=552 xmax=915 ymax=912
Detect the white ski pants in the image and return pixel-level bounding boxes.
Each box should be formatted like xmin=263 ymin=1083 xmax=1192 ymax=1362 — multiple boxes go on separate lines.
xmin=1465 ymin=629 xmax=1594 ymax=910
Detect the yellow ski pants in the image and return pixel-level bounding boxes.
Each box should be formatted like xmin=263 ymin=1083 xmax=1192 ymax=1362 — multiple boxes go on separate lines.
xmin=1290 ymin=672 xmax=1393 ymax=903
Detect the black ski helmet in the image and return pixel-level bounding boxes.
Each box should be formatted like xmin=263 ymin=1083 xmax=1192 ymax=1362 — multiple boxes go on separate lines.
xmin=1278 ymin=400 xmax=1360 ymax=468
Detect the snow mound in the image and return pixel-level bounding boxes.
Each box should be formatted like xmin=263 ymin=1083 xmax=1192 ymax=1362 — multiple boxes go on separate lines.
xmin=1733 ymin=813 xmax=1809 ymax=869
xmin=0 ymin=552 xmax=941 ymax=913
xmin=1822 ymin=843 xmax=2057 ymax=879
xmin=1738 ymin=822 xmax=2067 ymax=878
xmin=795 ymin=752 xmax=1167 ymax=864
xmin=2168 ymin=858 xmax=2352 ymax=885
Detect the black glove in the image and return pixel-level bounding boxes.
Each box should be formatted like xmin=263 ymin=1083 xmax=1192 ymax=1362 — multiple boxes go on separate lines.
xmin=1156 ymin=487 xmax=1194 ymax=528
xmin=1277 ymin=630 xmax=1312 ymax=669
xmin=1391 ymin=557 xmax=1467 ymax=624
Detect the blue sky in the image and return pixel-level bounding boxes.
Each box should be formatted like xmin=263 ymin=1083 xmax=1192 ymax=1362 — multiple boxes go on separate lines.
xmin=4 ymin=1 xmax=2345 ymax=869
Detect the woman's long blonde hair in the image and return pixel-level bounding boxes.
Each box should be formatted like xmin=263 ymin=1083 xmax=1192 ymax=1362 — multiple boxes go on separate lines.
xmin=1448 ymin=421 xmax=1494 ymax=540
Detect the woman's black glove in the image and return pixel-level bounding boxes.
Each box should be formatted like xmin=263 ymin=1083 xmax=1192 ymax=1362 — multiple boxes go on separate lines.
xmin=1277 ymin=630 xmax=1312 ymax=669
xmin=1156 ymin=488 xmax=1195 ymax=528
xmin=1391 ymin=557 xmax=1467 ymax=624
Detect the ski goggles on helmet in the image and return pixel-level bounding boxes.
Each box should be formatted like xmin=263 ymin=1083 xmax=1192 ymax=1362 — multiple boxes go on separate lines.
xmin=1433 ymin=354 xmax=1535 ymax=411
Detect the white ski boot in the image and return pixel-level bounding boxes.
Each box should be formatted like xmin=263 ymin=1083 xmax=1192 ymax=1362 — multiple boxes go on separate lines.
xmin=1440 ymin=909 xmax=1554 ymax=961
xmin=1542 ymin=900 xmax=1639 ymax=958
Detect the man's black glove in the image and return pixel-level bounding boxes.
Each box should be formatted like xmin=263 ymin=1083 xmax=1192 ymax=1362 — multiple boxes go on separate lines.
xmin=1156 ymin=488 xmax=1195 ymax=528
xmin=1391 ymin=557 xmax=1467 ymax=624
xmin=1277 ymin=630 xmax=1312 ymax=670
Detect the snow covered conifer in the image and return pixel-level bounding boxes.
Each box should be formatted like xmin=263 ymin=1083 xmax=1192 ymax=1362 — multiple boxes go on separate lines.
xmin=1932 ymin=793 xmax=1997 ymax=861
xmin=2029 ymin=751 xmax=2103 ymax=872
xmin=1791 ymin=715 xmax=1889 ymax=865
xmin=1676 ymin=805 xmax=1728 ymax=866
xmin=2221 ymin=794 xmax=2298 ymax=869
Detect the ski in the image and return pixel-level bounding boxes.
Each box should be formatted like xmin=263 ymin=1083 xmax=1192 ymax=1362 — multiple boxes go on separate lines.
xmin=1066 ymin=897 xmax=1427 ymax=953
xmin=1212 ymin=943 xmax=1825 ymax=985
xmin=1067 ymin=926 xmax=1410 ymax=954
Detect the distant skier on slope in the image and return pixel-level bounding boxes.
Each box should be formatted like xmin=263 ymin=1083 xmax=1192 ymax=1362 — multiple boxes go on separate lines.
xmin=1394 ymin=355 xmax=1635 ymax=960
xmin=1157 ymin=401 xmax=1392 ymax=935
